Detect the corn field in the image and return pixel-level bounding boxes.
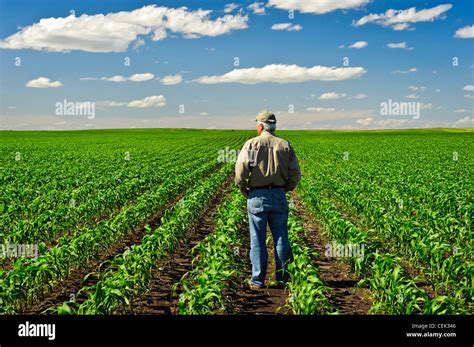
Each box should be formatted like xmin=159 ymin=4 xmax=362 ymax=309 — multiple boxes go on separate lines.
xmin=0 ymin=128 xmax=472 ymax=315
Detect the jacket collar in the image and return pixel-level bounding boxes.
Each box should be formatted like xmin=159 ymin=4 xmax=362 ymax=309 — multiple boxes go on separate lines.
xmin=260 ymin=131 xmax=275 ymax=137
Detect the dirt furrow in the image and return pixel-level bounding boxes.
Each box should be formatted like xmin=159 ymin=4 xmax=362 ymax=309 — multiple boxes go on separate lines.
xmin=229 ymin=226 xmax=291 ymax=315
xmin=25 ymin=170 xmax=229 ymax=314
xmin=24 ymin=195 xmax=183 ymax=314
xmin=292 ymin=194 xmax=372 ymax=314
xmin=129 ymin=179 xmax=232 ymax=314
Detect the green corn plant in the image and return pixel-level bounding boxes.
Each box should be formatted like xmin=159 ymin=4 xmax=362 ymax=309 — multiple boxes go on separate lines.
xmin=177 ymin=188 xmax=246 ymax=315
xmin=58 ymin=164 xmax=233 ymax=314
xmin=286 ymin=209 xmax=336 ymax=315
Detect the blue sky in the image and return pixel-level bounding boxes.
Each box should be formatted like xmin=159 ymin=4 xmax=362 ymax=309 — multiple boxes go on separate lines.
xmin=0 ymin=0 xmax=473 ymax=130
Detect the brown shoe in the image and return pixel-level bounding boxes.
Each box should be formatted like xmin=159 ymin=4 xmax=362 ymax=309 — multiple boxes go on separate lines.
xmin=248 ymin=281 xmax=263 ymax=290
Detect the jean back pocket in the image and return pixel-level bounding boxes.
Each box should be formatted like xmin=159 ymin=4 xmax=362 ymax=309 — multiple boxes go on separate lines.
xmin=248 ymin=196 xmax=265 ymax=214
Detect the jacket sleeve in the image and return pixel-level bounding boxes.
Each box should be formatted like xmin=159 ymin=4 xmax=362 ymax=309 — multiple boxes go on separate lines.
xmin=235 ymin=142 xmax=251 ymax=194
xmin=285 ymin=144 xmax=301 ymax=191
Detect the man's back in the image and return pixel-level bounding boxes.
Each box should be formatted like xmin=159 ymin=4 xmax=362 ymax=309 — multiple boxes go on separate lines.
xmin=235 ymin=131 xmax=301 ymax=192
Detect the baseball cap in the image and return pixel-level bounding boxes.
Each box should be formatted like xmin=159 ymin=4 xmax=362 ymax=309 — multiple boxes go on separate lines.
xmin=255 ymin=110 xmax=277 ymax=124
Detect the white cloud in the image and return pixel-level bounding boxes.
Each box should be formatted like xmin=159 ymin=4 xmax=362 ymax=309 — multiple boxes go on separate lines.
xmin=464 ymin=94 xmax=474 ymax=99
xmin=80 ymin=77 xmax=99 ymax=81
xmin=224 ymin=3 xmax=239 ymax=13
xmin=129 ymin=73 xmax=154 ymax=82
xmin=454 ymin=25 xmax=474 ymax=39
xmin=98 ymin=96 xmax=167 ymax=108
xmin=356 ymin=117 xmax=374 ymax=126
xmin=26 ymin=77 xmax=63 ymax=88
xmin=127 ymin=95 xmax=167 ymax=108
xmin=354 ymin=4 xmax=452 ymax=31
xmin=387 ymin=42 xmax=414 ymax=50
xmin=453 ymin=117 xmax=474 ymax=127
xmin=420 ymin=103 xmax=433 ymax=110
xmin=312 ymin=92 xmax=367 ymax=100
xmin=319 ymin=92 xmax=346 ymax=100
xmin=374 ymin=119 xmax=409 ymax=128
xmin=463 ymin=85 xmax=474 ymax=91
xmin=0 ymin=5 xmax=248 ymax=52
xmin=454 ymin=109 xmax=468 ymax=113
xmin=248 ymin=2 xmax=266 ymax=15
xmin=97 ymin=100 xmax=127 ymax=107
xmin=132 ymin=38 xmax=145 ymax=50
xmin=194 ymin=64 xmax=366 ymax=84
xmin=349 ymin=41 xmax=368 ymax=49
xmin=409 ymin=85 xmax=426 ymax=91
xmin=350 ymin=93 xmax=368 ymax=99
xmin=101 ymin=75 xmax=128 ymax=83
xmin=152 ymin=28 xmax=168 ymax=41
xmin=405 ymin=94 xmax=420 ymax=99
xmin=391 ymin=23 xmax=412 ymax=31
xmin=271 ymin=23 xmax=303 ymax=31
xmin=356 ymin=118 xmax=435 ymax=129
xmin=267 ymin=0 xmax=369 ymax=14
xmin=306 ymin=107 xmax=337 ymax=112
xmin=99 ymin=73 xmax=154 ymax=82
xmin=392 ymin=68 xmax=417 ymax=74
xmin=352 ymin=114 xmax=459 ymax=130
xmin=160 ymin=74 xmax=183 ymax=85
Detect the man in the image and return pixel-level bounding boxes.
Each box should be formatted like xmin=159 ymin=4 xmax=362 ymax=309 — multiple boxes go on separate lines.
xmin=235 ymin=110 xmax=301 ymax=290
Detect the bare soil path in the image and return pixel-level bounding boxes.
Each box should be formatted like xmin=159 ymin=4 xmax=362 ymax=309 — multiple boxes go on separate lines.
xmin=292 ymin=194 xmax=372 ymax=314
xmin=25 ymin=171 xmax=229 ymax=314
xmin=130 ymin=179 xmax=232 ymax=314
xmin=229 ymin=227 xmax=291 ymax=315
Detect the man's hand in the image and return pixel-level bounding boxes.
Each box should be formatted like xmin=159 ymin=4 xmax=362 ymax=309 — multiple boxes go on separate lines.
xmin=240 ymin=188 xmax=249 ymax=198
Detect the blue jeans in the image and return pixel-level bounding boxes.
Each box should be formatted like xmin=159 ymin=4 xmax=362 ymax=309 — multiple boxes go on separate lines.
xmin=247 ymin=188 xmax=290 ymax=286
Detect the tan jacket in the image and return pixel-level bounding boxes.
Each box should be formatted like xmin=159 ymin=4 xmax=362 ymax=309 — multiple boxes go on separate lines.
xmin=235 ymin=131 xmax=301 ymax=194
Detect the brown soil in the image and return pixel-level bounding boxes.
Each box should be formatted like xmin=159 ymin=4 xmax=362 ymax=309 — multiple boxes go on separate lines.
xmin=398 ymin=259 xmax=437 ymax=299
xmin=291 ymin=193 xmax=372 ymax=315
xmin=24 ymin=179 xmax=373 ymax=315
xmin=129 ymin=179 xmax=232 ymax=314
xmin=331 ymin=195 xmax=438 ymax=300
xmin=23 ymin=194 xmax=183 ymax=314
xmin=24 ymin=168 xmax=229 ymax=314
xmin=227 ymin=227 xmax=291 ymax=315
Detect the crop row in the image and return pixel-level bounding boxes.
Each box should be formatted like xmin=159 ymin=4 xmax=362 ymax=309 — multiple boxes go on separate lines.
xmin=0 ymin=159 xmax=223 ymax=313
xmin=2 ymin=147 xmax=224 ymax=245
xmin=297 ymin=177 xmax=468 ymax=314
xmin=286 ymin=207 xmax=335 ymax=314
xmin=177 ymin=187 xmax=247 ymax=315
xmin=301 ymin=162 xmax=472 ymax=307
xmin=1 ymin=131 xmax=237 ymax=209
xmin=56 ymin=163 xmax=234 ymax=314
xmin=1 ymin=137 xmax=238 ymax=244
xmin=326 ymin=177 xmax=471 ymax=300
xmin=177 ymin=191 xmax=336 ymax=315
